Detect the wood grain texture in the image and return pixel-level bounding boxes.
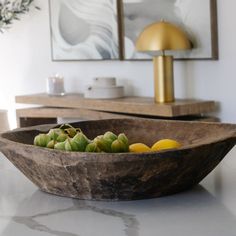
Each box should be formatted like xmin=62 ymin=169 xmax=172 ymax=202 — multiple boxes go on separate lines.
xmin=16 ymin=107 xmax=132 ymax=120
xmin=15 ymin=93 xmax=216 ymax=117
xmin=0 ymin=119 xmax=235 ymax=200
xmin=18 ymin=117 xmax=57 ymax=128
xmin=16 ymin=107 xmax=219 ymax=127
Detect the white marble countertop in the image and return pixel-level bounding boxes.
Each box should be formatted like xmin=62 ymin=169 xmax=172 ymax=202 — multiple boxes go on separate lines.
xmin=1 ymin=147 xmax=236 ymax=236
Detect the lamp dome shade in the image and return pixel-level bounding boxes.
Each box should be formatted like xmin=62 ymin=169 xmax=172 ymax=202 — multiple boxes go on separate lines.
xmin=136 ymin=21 xmax=192 ymax=52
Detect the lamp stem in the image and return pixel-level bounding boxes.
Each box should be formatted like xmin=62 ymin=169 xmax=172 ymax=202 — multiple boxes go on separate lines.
xmin=153 ymin=56 xmax=174 ymax=103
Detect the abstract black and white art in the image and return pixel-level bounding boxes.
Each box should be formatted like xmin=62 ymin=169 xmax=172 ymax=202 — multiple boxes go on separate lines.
xmin=122 ymin=0 xmax=217 ymax=60
xmin=49 ymin=0 xmax=217 ymax=61
xmin=49 ymin=0 xmax=119 ymax=60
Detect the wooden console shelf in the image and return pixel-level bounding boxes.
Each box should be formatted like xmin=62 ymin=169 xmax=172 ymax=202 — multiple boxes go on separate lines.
xmin=15 ymin=93 xmax=217 ymax=127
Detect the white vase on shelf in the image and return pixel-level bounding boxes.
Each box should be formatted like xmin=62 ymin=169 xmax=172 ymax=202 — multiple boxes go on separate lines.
xmin=84 ymin=77 xmax=124 ymax=99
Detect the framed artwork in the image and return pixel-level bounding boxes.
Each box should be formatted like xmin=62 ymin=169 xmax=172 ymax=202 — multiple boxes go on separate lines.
xmin=121 ymin=0 xmax=218 ymax=60
xmin=49 ymin=0 xmax=218 ymax=61
xmin=49 ymin=0 xmax=121 ymax=61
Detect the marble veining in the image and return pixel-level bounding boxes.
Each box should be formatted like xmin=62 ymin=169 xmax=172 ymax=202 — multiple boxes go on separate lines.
xmin=1 ymin=200 xmax=139 ymax=236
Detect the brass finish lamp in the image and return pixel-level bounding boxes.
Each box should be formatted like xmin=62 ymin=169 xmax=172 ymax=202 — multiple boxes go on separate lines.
xmin=136 ymin=21 xmax=192 ymax=103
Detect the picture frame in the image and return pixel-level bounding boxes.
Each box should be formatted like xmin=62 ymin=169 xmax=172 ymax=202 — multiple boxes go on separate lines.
xmin=120 ymin=0 xmax=218 ymax=60
xmin=48 ymin=0 xmax=218 ymax=61
xmin=49 ymin=0 xmax=121 ymax=61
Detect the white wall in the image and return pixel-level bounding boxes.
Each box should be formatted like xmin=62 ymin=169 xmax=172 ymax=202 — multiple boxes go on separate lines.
xmin=0 ymin=0 xmax=235 ymax=128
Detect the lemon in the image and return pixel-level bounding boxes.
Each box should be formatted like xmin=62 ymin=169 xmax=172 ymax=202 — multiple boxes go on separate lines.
xmin=129 ymin=143 xmax=151 ymax=153
xmin=151 ymin=139 xmax=181 ymax=151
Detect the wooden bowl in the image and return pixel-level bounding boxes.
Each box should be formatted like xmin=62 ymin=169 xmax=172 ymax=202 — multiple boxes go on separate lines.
xmin=0 ymin=119 xmax=236 ymax=201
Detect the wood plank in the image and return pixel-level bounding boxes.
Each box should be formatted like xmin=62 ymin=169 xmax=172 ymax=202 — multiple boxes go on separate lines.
xmin=16 ymin=107 xmax=132 ymax=121
xmin=15 ymin=93 xmax=216 ymax=118
xmin=16 ymin=107 xmax=219 ymax=126
xmin=18 ymin=117 xmax=57 ymax=128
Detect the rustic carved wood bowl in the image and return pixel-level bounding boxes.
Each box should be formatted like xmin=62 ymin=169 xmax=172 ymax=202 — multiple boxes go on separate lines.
xmin=0 ymin=119 xmax=236 ymax=201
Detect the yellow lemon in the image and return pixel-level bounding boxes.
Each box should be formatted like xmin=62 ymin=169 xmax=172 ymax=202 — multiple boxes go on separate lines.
xmin=129 ymin=143 xmax=151 ymax=153
xmin=151 ymin=139 xmax=181 ymax=151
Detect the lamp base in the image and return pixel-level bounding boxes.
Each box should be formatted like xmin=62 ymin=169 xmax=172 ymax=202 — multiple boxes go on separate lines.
xmin=153 ymin=56 xmax=174 ymax=103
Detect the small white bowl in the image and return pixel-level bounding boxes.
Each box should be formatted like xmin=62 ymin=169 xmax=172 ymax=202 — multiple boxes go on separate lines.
xmin=84 ymin=86 xmax=124 ymax=99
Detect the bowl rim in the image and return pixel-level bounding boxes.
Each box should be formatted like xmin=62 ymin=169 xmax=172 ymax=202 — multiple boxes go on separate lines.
xmin=0 ymin=119 xmax=236 ymax=162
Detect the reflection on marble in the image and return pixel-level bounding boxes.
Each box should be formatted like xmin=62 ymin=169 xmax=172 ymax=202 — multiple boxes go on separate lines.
xmin=1 ymin=147 xmax=236 ymax=236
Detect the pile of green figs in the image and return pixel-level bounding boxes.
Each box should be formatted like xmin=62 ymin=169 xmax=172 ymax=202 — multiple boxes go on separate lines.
xmin=33 ymin=124 xmax=129 ymax=153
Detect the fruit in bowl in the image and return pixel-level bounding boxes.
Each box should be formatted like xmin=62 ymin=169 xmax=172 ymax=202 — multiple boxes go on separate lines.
xmin=33 ymin=124 xmax=182 ymax=154
xmin=33 ymin=124 xmax=130 ymax=153
xmin=0 ymin=119 xmax=236 ymax=201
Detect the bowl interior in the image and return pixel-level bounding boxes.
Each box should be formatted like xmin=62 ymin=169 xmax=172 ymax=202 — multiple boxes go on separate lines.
xmin=2 ymin=119 xmax=236 ymax=148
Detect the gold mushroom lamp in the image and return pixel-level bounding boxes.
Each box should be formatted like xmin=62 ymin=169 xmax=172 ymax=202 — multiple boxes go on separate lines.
xmin=136 ymin=21 xmax=192 ymax=103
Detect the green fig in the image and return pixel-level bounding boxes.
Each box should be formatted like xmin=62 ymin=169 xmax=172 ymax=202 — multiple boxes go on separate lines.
xmin=118 ymin=133 xmax=129 ymax=151
xmin=65 ymin=139 xmax=73 ymax=151
xmin=34 ymin=134 xmax=51 ymax=147
xmin=72 ymin=133 xmax=90 ymax=151
xmin=47 ymin=140 xmax=57 ymax=149
xmin=64 ymin=127 xmax=77 ymax=138
xmin=33 ymin=135 xmax=40 ymax=146
xmin=111 ymin=139 xmax=127 ymax=153
xmin=85 ymin=142 xmax=98 ymax=152
xmin=118 ymin=133 xmax=128 ymax=145
xmin=66 ymin=138 xmax=85 ymax=152
xmin=96 ymin=137 xmax=113 ymax=153
xmin=71 ymin=141 xmax=81 ymax=151
xmin=57 ymin=133 xmax=68 ymax=142
xmin=93 ymin=135 xmax=103 ymax=143
xmin=103 ymin=131 xmax=117 ymax=142
xmin=54 ymin=141 xmax=66 ymax=150
xmin=48 ymin=128 xmax=64 ymax=140
xmin=47 ymin=129 xmax=56 ymax=140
